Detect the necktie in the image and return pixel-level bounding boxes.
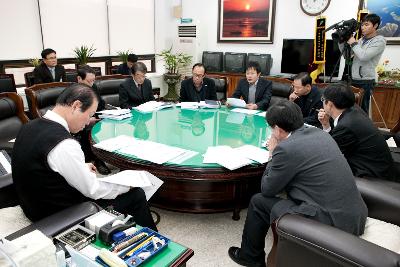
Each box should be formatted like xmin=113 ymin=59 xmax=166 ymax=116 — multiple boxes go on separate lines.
xmin=138 ymin=84 xmax=143 ymax=99
xmin=50 ymin=68 xmax=55 ymax=80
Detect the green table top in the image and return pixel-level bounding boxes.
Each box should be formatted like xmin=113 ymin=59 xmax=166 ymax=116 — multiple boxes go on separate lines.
xmin=92 ymin=106 xmax=271 ymax=168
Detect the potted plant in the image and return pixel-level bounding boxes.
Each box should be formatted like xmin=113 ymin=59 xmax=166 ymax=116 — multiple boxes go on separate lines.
xmin=117 ymin=50 xmax=131 ymax=63
xmin=73 ymin=45 xmax=96 ymax=66
xmin=157 ymin=47 xmax=192 ymax=101
xmin=28 ymin=58 xmax=41 ymax=67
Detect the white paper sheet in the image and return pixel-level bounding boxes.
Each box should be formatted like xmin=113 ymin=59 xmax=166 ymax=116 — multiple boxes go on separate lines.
xmin=203 ymin=146 xmax=253 ymax=170
xmin=96 ymin=109 xmax=130 ymax=116
xmin=98 ymin=170 xmax=152 ymax=187
xmin=255 ymin=111 xmax=266 ymax=117
xmin=226 ymin=98 xmax=246 ymax=108
xmin=93 ymin=135 xmax=135 ymax=152
xmin=387 ymin=137 xmax=397 ymax=147
xmin=234 ymin=145 xmax=270 ymax=164
xmin=8 ymin=138 xmax=15 ymax=143
xmin=230 ymin=108 xmax=260 ymax=115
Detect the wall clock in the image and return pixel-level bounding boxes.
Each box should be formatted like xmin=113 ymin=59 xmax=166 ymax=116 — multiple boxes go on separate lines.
xmin=300 ymin=0 xmax=331 ymax=16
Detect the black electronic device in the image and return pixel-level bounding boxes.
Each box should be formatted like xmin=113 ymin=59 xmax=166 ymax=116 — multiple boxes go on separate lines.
xmin=224 ymin=52 xmax=247 ymax=73
xmin=98 ymin=217 xmax=136 ymax=245
xmin=280 ymin=39 xmax=341 ymax=76
xmin=246 ymin=53 xmax=272 ymax=76
xmin=202 ymin=51 xmax=223 ymax=72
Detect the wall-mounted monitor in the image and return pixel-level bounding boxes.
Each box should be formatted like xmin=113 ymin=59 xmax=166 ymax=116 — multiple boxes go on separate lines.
xmin=202 ymin=51 xmax=223 ymax=72
xmin=224 ymin=52 xmax=247 ymax=73
xmin=247 ymin=53 xmax=272 ymax=76
xmin=281 ymin=39 xmax=341 ymax=76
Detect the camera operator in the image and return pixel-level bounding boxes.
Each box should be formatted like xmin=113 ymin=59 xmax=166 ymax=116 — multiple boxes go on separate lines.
xmin=339 ymin=13 xmax=386 ymax=114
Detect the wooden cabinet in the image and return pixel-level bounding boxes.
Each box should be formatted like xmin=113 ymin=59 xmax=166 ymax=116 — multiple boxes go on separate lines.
xmin=371 ymin=85 xmax=400 ymax=129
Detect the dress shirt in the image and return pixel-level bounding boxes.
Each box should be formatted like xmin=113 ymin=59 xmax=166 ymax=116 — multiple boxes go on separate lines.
xmin=48 ymin=67 xmax=55 ymax=80
xmin=248 ymin=80 xmax=258 ymax=104
xmin=44 ymin=110 xmax=130 ymax=199
xmin=323 ymin=113 xmax=342 ymax=132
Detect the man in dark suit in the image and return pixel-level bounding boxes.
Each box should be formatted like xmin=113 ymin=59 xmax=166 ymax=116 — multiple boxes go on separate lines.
xmin=117 ymin=54 xmax=138 ymax=75
xmin=229 ymin=100 xmax=367 ymax=267
xmin=33 ymin=48 xmax=66 ymax=84
xmin=119 ymin=62 xmax=155 ymax=109
xmin=230 ymin=61 xmax=272 ymax=111
xmin=76 ymin=65 xmax=110 ymax=175
xmin=318 ymin=83 xmax=396 ymax=180
xmin=289 ymin=72 xmax=322 ymax=127
xmin=180 ymin=63 xmax=217 ymax=102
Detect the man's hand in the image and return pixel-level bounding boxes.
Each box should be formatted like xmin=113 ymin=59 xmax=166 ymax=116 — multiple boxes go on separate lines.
xmin=266 ymin=136 xmax=278 ymax=154
xmin=318 ymin=109 xmax=331 ymax=130
xmin=289 ymin=92 xmax=299 ymax=102
xmin=347 ymin=36 xmax=356 ymax=46
xmin=87 ymin=163 xmax=97 ymax=174
xmin=246 ymin=103 xmax=258 ymax=110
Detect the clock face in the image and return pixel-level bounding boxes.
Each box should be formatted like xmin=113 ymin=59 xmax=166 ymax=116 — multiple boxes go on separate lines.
xmin=300 ymin=0 xmax=330 ymax=16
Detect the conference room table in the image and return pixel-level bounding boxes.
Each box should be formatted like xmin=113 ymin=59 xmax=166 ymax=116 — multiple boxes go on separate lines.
xmin=91 ymin=106 xmax=271 ymax=220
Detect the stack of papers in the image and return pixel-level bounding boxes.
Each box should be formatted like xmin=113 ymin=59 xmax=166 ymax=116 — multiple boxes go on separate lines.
xmin=230 ymin=108 xmax=260 ymax=115
xmin=227 ymin=98 xmax=246 ymax=108
xmin=93 ymin=136 xmax=198 ymax=165
xmin=134 ymin=101 xmax=173 ymax=113
xmin=177 ymin=100 xmax=221 ymax=109
xmin=203 ymin=146 xmax=253 ymax=170
xmin=98 ymin=170 xmax=163 ymax=200
xmin=203 ymin=145 xmax=270 ymax=170
xmin=97 ymin=109 xmax=132 ymax=120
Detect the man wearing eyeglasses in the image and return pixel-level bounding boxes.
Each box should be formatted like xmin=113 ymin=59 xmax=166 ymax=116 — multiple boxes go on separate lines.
xmin=180 ymin=63 xmax=217 ymax=102
xmin=288 ymin=72 xmax=322 ymax=127
xmin=33 ymin=48 xmax=66 ymax=84
xmin=119 ymin=62 xmax=155 ymax=109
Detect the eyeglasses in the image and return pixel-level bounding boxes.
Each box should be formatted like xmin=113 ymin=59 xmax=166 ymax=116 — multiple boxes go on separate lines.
xmin=192 ymin=73 xmax=205 ymax=79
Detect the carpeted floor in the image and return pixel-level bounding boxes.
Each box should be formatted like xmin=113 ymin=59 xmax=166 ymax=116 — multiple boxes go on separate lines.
xmin=0 ymin=205 xmax=273 ymax=266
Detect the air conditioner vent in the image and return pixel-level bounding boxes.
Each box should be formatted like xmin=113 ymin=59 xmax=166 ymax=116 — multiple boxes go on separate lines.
xmin=178 ymin=25 xmax=196 ymax=38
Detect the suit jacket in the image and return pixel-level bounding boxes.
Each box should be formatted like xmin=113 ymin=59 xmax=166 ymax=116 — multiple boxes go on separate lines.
xmin=33 ymin=62 xmax=66 ymax=84
xmin=117 ymin=63 xmax=131 ymax=75
xmin=293 ymin=86 xmax=322 ymax=127
xmin=180 ymin=77 xmax=217 ymax=102
xmin=262 ymin=126 xmax=367 ymax=235
xmin=119 ymin=78 xmax=155 ymax=109
xmin=231 ymin=78 xmax=272 ymax=111
xmin=331 ymin=106 xmax=394 ymax=179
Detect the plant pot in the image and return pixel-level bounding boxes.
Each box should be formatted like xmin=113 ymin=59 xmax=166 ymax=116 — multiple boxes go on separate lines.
xmin=163 ymin=73 xmax=181 ymax=101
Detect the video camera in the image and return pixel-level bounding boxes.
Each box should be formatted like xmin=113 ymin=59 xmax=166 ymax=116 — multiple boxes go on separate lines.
xmin=324 ymin=18 xmax=360 ymax=43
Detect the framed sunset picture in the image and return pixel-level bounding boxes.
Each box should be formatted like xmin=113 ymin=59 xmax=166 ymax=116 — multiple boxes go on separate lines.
xmin=217 ymin=0 xmax=276 ymax=43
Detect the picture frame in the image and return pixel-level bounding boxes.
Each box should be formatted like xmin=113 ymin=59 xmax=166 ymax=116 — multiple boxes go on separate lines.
xmin=217 ymin=0 xmax=276 ymax=44
xmin=359 ymin=0 xmax=400 ymax=44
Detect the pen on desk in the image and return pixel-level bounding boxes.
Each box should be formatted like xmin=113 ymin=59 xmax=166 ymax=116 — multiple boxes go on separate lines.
xmin=124 ymin=235 xmax=154 ymax=258
xmin=112 ymin=232 xmax=147 ymax=253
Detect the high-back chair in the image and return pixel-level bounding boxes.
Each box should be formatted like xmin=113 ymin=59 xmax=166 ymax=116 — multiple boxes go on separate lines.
xmin=266 ymin=77 xmax=293 ymax=107
xmin=206 ymin=74 xmax=228 ymax=101
xmin=65 ymin=69 xmax=78 ymax=82
xmin=94 ymin=74 xmax=127 ymax=107
xmin=0 ymin=74 xmax=17 ymax=93
xmin=25 ymin=82 xmax=72 ymax=118
xmin=24 ymin=71 xmax=35 ymax=87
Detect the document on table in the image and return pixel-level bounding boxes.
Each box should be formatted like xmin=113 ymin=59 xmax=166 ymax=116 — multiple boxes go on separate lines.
xmin=93 ymin=135 xmax=135 ymax=152
xmin=98 ymin=170 xmax=164 ymax=200
xmin=226 ymin=98 xmax=246 ymax=108
xmin=178 ymin=102 xmax=200 ymax=109
xmin=96 ymin=109 xmax=130 ymax=116
xmin=230 ymin=108 xmax=260 ymax=115
xmin=387 ymin=137 xmax=396 ymax=147
xmin=203 ymin=146 xmax=253 ymax=170
xmin=8 ymin=138 xmax=15 ymax=143
xmin=234 ymin=145 xmax=270 ymax=164
xmin=134 ymin=101 xmax=173 ymax=113
xmin=255 ymin=111 xmax=266 ymax=117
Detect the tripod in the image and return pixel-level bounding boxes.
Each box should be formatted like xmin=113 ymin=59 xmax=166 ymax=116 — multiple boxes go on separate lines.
xmin=329 ymin=42 xmax=352 ymax=85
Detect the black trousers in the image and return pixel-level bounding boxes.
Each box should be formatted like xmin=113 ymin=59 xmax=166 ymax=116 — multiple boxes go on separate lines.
xmin=96 ymin=187 xmax=157 ymax=232
xmin=240 ymin=193 xmax=297 ymax=263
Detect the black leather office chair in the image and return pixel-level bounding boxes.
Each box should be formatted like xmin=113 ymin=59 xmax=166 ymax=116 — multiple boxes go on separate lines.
xmin=0 ymin=74 xmax=17 ymax=93
xmin=25 ymin=82 xmax=72 ymax=118
xmin=65 ymin=69 xmax=78 ymax=82
xmin=24 ymin=71 xmax=35 ymax=87
xmin=266 ymin=77 xmax=293 ymax=107
xmin=269 ymin=177 xmax=400 ymax=267
xmin=94 ymin=74 xmax=127 ymax=107
xmin=206 ymin=74 xmax=228 ymax=101
xmin=0 ymin=93 xmax=29 ymax=208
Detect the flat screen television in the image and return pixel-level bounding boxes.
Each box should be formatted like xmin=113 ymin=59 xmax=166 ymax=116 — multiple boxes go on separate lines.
xmin=280 ymin=39 xmax=341 ymax=76
xmin=247 ymin=53 xmax=272 ymax=76
xmin=202 ymin=51 xmax=223 ymax=72
xmin=224 ymin=52 xmax=247 ymax=73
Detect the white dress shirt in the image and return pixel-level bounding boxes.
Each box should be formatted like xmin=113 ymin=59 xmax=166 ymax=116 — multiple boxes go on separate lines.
xmin=323 ymin=113 xmax=342 ymax=133
xmin=44 ymin=110 xmax=130 ymax=200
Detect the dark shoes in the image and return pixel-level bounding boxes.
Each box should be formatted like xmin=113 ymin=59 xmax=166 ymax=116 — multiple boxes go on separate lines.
xmin=94 ymin=159 xmax=111 ymax=175
xmin=228 ymin=247 xmax=266 ymax=267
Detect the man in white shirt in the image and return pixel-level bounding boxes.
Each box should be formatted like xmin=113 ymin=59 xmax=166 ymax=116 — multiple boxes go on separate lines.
xmin=12 ymin=83 xmax=157 ymax=230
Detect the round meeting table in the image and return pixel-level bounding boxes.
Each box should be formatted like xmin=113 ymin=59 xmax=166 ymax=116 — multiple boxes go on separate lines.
xmin=91 ymin=106 xmax=271 ymax=220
